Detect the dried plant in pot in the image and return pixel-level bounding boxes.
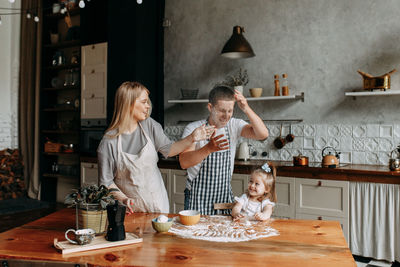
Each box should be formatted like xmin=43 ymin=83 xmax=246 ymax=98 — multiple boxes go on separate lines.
xmin=64 ymin=184 xmax=118 ymax=234
xmin=217 ymin=68 xmax=249 ymax=94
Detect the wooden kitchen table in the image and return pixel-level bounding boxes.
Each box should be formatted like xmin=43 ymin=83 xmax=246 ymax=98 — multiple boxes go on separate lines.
xmin=0 ymin=208 xmax=356 ymax=266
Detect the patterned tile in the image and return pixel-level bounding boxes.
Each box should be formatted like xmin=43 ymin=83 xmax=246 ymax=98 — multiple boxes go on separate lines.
xmin=302 ymin=150 xmax=314 ymax=162
xmin=367 ymin=124 xmax=380 ymax=138
xmin=269 ymin=125 xmax=281 ymax=137
xmin=378 ymin=152 xmax=390 ymax=165
xmin=353 ymin=151 xmax=366 ymax=164
xmin=394 ymin=125 xmax=400 ymax=138
xmin=340 ymin=151 xmax=352 ymax=164
xmin=379 ymin=138 xmax=393 ymax=152
xmin=280 ymin=149 xmax=291 ymax=161
xmin=269 ymin=150 xmax=281 ymax=161
xmin=304 ymin=125 xmax=316 ymax=136
xmin=315 ymin=124 xmax=327 ymax=137
xmin=380 ymin=125 xmax=393 ymax=138
xmin=327 ymin=137 xmax=340 ymax=149
xmin=328 ymin=125 xmax=340 ymax=137
xmin=341 ymin=125 xmax=352 ymax=137
xmin=353 ymin=125 xmax=367 ymax=138
xmin=353 ymin=138 xmax=365 ymax=151
xmin=312 ymin=150 xmax=323 ymax=163
xmin=365 ymin=152 xmax=379 ymax=165
xmin=303 ymin=137 xmax=315 ymax=150
xmin=341 ymin=137 xmax=352 ymax=151
xmin=365 ymin=138 xmax=379 ymax=152
xmin=315 ymin=136 xmax=328 ymax=150
xmin=292 ymin=125 xmax=304 ymax=137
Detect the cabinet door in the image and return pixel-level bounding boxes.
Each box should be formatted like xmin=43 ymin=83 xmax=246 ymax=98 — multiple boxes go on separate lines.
xmin=295 ymin=178 xmax=349 ymax=218
xmin=295 ymin=213 xmax=349 ymax=244
xmin=231 ymin=173 xmax=249 ymax=197
xmin=170 ymin=169 xmax=187 ymax=214
xmin=57 ymin=177 xmax=79 ymax=203
xmin=81 ymin=42 xmax=107 ymax=119
xmin=80 ymin=162 xmax=99 ymax=186
xmin=273 ymin=176 xmax=295 ymax=219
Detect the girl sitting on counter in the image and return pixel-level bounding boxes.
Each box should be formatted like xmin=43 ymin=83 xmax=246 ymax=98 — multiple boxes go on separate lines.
xmin=97 ymin=81 xmax=214 ymax=214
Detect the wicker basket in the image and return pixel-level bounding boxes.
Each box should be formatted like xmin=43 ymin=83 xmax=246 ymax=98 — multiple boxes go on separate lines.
xmin=181 ymin=89 xmax=199 ymax=99
xmin=44 ymin=142 xmax=63 ymax=153
xmin=76 ymin=204 xmax=107 ymax=234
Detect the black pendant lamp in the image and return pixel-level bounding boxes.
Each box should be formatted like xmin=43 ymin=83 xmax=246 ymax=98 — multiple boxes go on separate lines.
xmin=221 ymin=26 xmax=255 ymax=59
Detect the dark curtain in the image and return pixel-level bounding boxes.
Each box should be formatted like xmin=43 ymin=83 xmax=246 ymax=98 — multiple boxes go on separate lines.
xmin=18 ymin=0 xmax=42 ymax=199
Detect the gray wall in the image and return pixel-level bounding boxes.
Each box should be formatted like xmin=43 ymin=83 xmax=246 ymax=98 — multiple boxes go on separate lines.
xmin=164 ymin=0 xmax=400 ymax=125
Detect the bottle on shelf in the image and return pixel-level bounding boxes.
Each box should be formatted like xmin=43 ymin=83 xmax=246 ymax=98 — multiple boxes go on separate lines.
xmin=281 ymin=73 xmax=289 ymax=96
xmin=274 ymin=75 xmax=280 ymax=96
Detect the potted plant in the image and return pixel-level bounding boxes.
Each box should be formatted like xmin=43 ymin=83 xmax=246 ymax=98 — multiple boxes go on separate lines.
xmin=218 ymin=68 xmax=249 ymax=93
xmin=64 ymin=184 xmax=118 ymax=233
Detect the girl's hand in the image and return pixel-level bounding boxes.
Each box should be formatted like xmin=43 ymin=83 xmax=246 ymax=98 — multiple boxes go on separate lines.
xmin=232 ymin=213 xmax=244 ymax=221
xmin=254 ymin=212 xmax=270 ymax=221
xmin=191 ymin=124 xmax=215 ymax=142
xmin=234 ymin=89 xmax=249 ymax=111
xmin=206 ymin=131 xmax=229 ymax=152
xmin=123 ymin=198 xmax=134 ymax=215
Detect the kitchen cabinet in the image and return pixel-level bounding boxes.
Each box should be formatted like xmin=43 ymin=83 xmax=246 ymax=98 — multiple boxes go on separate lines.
xmin=231 ymin=173 xmax=249 ymax=197
xmin=273 ymin=176 xmax=296 ymax=219
xmin=81 ymin=42 xmax=108 ymax=120
xmin=80 ymin=162 xmax=99 ymax=186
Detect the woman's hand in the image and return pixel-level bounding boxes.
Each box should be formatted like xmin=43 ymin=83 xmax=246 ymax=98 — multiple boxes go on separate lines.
xmin=234 ymin=89 xmax=249 ymax=111
xmin=206 ymin=131 xmax=229 ymax=153
xmin=191 ymin=124 xmax=215 ymax=142
xmin=123 ymin=198 xmax=134 ymax=215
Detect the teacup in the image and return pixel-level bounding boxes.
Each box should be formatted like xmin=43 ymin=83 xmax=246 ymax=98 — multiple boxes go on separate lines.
xmin=65 ymin=228 xmax=95 ymax=245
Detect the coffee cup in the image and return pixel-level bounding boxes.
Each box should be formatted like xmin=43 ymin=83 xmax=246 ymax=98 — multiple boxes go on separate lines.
xmin=65 ymin=228 xmax=95 ymax=245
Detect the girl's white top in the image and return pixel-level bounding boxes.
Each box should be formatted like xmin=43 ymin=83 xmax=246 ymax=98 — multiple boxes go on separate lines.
xmin=234 ymin=194 xmax=275 ymax=217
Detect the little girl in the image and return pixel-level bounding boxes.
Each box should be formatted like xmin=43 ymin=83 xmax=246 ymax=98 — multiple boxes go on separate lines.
xmin=231 ymin=162 xmax=277 ymax=221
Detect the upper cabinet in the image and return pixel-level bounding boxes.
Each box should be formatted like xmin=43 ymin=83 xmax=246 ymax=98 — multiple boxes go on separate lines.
xmin=81 ymin=42 xmax=108 ymax=119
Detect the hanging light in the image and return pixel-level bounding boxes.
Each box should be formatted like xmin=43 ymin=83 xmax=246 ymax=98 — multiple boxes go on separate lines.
xmin=221 ymin=26 xmax=255 ymax=59
xmin=34 ymin=15 xmax=39 ymax=22
xmin=137 ymin=0 xmax=143 ymax=4
xmin=26 ymin=12 xmax=31 ymax=19
xmin=79 ymin=0 xmax=85 ymax=8
xmin=8 ymin=0 xmax=15 ymax=3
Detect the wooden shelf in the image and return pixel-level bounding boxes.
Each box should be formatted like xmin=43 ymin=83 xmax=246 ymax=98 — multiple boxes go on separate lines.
xmin=42 ymin=173 xmax=78 ymax=180
xmin=46 ymin=63 xmax=80 ymax=71
xmin=43 ymin=152 xmax=80 ymax=156
xmin=43 ymin=107 xmax=78 ymax=112
xmin=42 ymin=130 xmax=79 ymax=134
xmin=168 ymin=92 xmax=304 ymax=104
xmin=345 ymin=90 xmax=400 ymax=97
xmin=44 ymin=40 xmax=81 ymax=49
xmin=42 ymin=86 xmax=80 ymax=92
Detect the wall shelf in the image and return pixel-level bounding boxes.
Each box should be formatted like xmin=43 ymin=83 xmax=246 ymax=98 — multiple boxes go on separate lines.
xmin=168 ymin=92 xmax=304 ymax=104
xmin=345 ymin=90 xmax=400 ymax=98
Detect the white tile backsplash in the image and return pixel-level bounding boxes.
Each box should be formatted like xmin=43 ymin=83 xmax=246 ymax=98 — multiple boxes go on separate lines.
xmin=164 ymin=123 xmax=400 ymax=166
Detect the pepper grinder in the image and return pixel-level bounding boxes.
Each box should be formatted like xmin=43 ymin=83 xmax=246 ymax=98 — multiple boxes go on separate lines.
xmin=282 ymin=73 xmax=289 ymax=96
xmin=274 ymin=75 xmax=280 ymax=96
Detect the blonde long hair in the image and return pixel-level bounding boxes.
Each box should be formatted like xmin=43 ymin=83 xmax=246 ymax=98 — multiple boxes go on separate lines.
xmin=248 ymin=162 xmax=277 ymax=203
xmin=106 ymin=81 xmax=151 ymax=138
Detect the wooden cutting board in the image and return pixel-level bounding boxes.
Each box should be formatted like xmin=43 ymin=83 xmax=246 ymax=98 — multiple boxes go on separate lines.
xmin=54 ymin=232 xmax=142 ymax=254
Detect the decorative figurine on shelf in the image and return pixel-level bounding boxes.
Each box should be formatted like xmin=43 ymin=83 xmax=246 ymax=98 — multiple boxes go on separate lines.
xmin=106 ymin=201 xmax=126 ymax=241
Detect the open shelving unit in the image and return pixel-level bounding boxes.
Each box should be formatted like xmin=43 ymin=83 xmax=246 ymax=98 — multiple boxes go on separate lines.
xmin=168 ymin=92 xmax=304 ymax=104
xmin=345 ymin=90 xmax=400 ymax=98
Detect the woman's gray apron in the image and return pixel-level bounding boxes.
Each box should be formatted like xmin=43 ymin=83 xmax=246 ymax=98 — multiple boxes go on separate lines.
xmin=114 ymin=122 xmax=169 ymax=213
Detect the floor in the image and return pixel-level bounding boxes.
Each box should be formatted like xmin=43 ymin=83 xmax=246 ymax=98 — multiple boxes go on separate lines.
xmin=0 ymin=205 xmax=399 ymax=267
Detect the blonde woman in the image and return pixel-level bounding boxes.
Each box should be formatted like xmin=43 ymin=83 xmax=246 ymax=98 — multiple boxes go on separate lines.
xmin=97 ymin=81 xmax=214 ymax=214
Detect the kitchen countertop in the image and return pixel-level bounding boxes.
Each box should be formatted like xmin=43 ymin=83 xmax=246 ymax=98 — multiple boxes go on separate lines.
xmin=0 ymin=208 xmax=355 ymax=266
xmin=158 ymin=158 xmax=400 ymax=185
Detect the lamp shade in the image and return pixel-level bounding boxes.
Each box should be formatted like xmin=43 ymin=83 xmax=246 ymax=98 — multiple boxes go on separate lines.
xmin=221 ymin=26 xmax=255 ymax=59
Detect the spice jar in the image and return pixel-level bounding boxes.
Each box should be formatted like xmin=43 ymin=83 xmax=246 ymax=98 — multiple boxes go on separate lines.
xmin=282 ymin=73 xmax=289 ymax=96
xmin=274 ymin=75 xmax=280 ymax=96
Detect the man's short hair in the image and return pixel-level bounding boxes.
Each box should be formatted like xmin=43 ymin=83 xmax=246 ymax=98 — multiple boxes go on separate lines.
xmin=209 ymin=86 xmax=235 ymax=105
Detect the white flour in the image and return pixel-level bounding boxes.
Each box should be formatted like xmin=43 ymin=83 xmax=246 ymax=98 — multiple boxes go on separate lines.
xmin=169 ymin=215 xmax=279 ymax=242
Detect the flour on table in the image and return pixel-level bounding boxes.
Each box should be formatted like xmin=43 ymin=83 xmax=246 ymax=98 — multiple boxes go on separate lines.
xmin=169 ymin=215 xmax=279 ymax=242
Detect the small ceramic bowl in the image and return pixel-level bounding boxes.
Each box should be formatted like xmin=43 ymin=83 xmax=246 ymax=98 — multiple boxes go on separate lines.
xmin=179 ymin=210 xmax=200 ymax=226
xmin=249 ymin=88 xmax=263 ymax=97
xmin=151 ymin=218 xmax=173 ymax=233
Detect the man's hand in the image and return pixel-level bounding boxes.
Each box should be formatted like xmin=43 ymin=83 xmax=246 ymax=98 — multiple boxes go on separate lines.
xmin=206 ymin=131 xmax=229 ymax=153
xmin=234 ymin=89 xmax=249 ymax=111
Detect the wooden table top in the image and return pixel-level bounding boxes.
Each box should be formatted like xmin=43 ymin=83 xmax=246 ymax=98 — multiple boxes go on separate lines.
xmin=0 ymin=208 xmax=356 ymax=266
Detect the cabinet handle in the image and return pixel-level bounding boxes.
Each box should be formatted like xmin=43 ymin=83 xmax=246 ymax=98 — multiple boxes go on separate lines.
xmin=91 ymin=94 xmax=95 ymax=98
xmin=92 ymin=45 xmax=95 ymax=49
xmin=91 ymin=164 xmax=94 ymax=168
xmin=317 ymin=181 xmax=322 ymax=186
xmin=91 ymin=69 xmax=95 ymax=74
xmin=318 ymin=216 xmax=322 ymax=220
